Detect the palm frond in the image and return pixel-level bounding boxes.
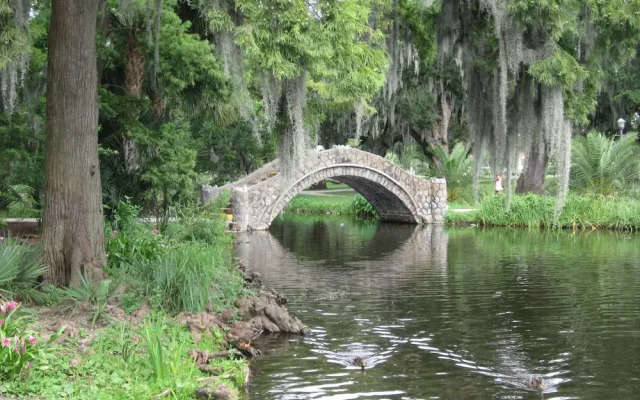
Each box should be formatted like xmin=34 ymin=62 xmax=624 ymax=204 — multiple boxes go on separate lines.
xmin=570 ymin=131 xmax=640 ymax=196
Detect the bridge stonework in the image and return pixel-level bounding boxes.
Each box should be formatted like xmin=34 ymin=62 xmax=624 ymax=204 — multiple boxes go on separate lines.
xmin=202 ymin=147 xmax=447 ymax=231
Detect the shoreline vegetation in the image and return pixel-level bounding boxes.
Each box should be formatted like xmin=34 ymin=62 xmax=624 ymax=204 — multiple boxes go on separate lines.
xmin=287 ymin=184 xmax=640 ymax=232
xmin=0 ymin=197 xmax=307 ymax=400
xmin=446 ymin=194 xmax=640 ymax=231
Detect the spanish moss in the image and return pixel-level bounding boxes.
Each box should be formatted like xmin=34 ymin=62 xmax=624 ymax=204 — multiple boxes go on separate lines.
xmin=278 ymin=73 xmax=308 ymax=184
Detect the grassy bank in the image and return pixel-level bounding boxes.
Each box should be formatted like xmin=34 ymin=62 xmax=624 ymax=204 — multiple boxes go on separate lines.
xmin=0 ymin=198 xmax=249 ymax=399
xmin=286 ymin=192 xmax=377 ymax=218
xmin=447 ymin=193 xmax=640 ymax=231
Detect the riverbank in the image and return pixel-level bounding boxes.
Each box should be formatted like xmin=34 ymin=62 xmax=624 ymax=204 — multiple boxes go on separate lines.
xmin=446 ymin=193 xmax=640 ymax=231
xmin=0 ymin=200 xmax=309 ymax=399
xmin=0 ymin=281 xmax=307 ymax=399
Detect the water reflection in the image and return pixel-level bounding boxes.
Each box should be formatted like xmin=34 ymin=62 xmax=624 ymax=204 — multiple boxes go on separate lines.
xmin=236 ymin=216 xmax=640 ymax=399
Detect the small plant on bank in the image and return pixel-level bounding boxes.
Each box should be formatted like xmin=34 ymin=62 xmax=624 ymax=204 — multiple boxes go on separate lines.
xmin=0 ymin=241 xmax=46 ymax=297
xmin=454 ymin=193 xmax=640 ymax=231
xmin=0 ymin=300 xmax=63 ymax=380
xmin=349 ymin=194 xmax=377 ymax=219
xmin=105 ymin=199 xmax=166 ymax=269
xmin=64 ymin=275 xmax=121 ymax=327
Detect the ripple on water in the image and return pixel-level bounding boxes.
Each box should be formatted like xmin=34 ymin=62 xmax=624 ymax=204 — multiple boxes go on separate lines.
xmin=241 ymin=221 xmax=640 ymax=399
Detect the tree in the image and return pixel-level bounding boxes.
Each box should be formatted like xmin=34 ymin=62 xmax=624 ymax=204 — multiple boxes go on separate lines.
xmin=42 ymin=0 xmax=105 ymax=286
xmin=203 ymin=0 xmax=389 ymax=179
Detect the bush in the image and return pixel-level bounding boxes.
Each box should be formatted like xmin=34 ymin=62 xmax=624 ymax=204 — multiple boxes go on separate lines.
xmin=105 ymin=199 xmax=165 ymax=268
xmin=163 ymin=198 xmax=231 ymax=245
xmin=421 ymin=143 xmax=473 ymax=203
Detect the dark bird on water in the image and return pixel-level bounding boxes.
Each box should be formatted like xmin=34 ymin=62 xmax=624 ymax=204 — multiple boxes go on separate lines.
xmin=528 ymin=376 xmax=544 ymax=390
xmin=352 ymin=356 xmax=367 ymax=371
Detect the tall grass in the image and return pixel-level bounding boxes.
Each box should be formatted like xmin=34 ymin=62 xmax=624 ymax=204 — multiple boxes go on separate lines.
xmin=105 ymin=194 xmax=243 ymax=313
xmin=458 ymin=194 xmax=640 ymax=231
xmin=121 ymin=243 xmax=242 ymax=312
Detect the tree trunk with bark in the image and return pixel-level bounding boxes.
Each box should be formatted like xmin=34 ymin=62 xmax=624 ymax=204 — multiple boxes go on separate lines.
xmin=43 ymin=0 xmax=105 ymax=287
xmin=515 ymin=141 xmax=549 ymax=194
xmin=123 ymin=25 xmax=145 ymax=170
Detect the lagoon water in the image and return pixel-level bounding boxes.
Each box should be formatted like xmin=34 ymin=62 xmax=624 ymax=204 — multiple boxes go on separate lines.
xmin=234 ymin=214 xmax=640 ymax=400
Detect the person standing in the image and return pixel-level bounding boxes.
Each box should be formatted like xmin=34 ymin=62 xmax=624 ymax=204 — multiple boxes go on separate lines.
xmin=494 ymin=173 xmax=503 ymax=194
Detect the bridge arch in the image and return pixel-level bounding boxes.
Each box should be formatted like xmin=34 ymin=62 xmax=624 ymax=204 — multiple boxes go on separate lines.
xmin=202 ymin=147 xmax=447 ymax=231
xmin=264 ymin=164 xmax=421 ymax=227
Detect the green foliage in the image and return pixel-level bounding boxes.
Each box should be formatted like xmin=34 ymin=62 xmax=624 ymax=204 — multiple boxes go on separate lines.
xmin=105 ymin=194 xmax=241 ymax=314
xmin=570 ymin=131 xmax=640 ymax=196
xmin=0 ymin=301 xmax=63 ymax=380
xmin=105 ymin=200 xmax=165 ymax=268
xmin=163 ymin=195 xmax=232 ymax=245
xmin=144 ymin=321 xmax=166 ymax=382
xmin=0 ymin=184 xmax=39 ymax=217
xmin=64 ymin=276 xmax=121 ymax=327
xmin=1 ymin=317 xmax=243 ymax=399
xmin=120 ymin=242 xmax=242 ymax=312
xmin=453 ymin=193 xmax=640 ymax=231
xmin=349 ymin=194 xmax=377 ymax=219
xmin=286 ymin=194 xmax=356 ymax=216
xmin=0 ymin=241 xmax=45 ymax=296
xmin=422 ymin=143 xmax=473 ymax=203
xmin=142 ymin=122 xmax=198 ymax=228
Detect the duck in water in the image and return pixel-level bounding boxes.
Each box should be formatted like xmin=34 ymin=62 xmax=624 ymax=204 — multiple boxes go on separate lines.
xmin=528 ymin=376 xmax=544 ymax=390
xmin=352 ymin=356 xmax=367 ymax=371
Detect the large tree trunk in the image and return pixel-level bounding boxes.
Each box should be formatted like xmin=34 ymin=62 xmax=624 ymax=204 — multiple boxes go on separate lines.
xmin=43 ymin=0 xmax=105 ymax=287
xmin=515 ymin=141 xmax=549 ymax=194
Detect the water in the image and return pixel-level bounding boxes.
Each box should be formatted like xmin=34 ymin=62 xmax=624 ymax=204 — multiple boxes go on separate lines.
xmin=234 ymin=214 xmax=640 ymax=400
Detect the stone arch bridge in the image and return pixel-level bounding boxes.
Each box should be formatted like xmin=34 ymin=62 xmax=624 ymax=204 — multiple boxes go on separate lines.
xmin=202 ymin=147 xmax=447 ymax=231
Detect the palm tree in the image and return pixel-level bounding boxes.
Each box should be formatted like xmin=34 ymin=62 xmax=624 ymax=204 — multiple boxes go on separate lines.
xmin=570 ymin=131 xmax=640 ymax=196
xmin=419 ymin=143 xmax=473 ymax=203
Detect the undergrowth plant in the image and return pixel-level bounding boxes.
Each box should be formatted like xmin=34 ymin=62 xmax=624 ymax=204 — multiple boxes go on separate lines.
xmin=421 ymin=143 xmax=473 ymax=203
xmin=64 ymin=275 xmax=121 ymax=327
xmin=121 ymin=243 xmax=242 ymax=312
xmin=349 ymin=194 xmax=377 ymax=219
xmin=462 ymin=193 xmax=640 ymax=231
xmin=1 ymin=317 xmax=242 ymax=399
xmin=0 ymin=241 xmax=45 ymax=297
xmin=0 ymin=301 xmax=63 ymax=380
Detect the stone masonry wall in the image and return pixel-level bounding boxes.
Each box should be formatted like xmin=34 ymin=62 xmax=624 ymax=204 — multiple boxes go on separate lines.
xmin=202 ymin=147 xmax=447 ymax=231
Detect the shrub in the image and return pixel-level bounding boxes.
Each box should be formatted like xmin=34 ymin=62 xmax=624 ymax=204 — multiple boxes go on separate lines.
xmin=467 ymin=193 xmax=640 ymax=231
xmin=0 ymin=185 xmax=40 ymax=218
xmin=105 ymin=199 xmax=165 ymax=268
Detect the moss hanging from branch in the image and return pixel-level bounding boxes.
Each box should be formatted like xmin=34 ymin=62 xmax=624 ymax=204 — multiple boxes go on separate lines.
xmin=278 ymin=73 xmax=307 ymax=183
xmin=0 ymin=0 xmax=30 ymax=113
